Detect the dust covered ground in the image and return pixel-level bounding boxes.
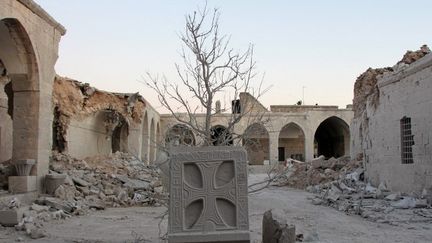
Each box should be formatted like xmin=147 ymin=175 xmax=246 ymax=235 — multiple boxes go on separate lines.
xmin=1 ymin=174 xmax=431 ymax=243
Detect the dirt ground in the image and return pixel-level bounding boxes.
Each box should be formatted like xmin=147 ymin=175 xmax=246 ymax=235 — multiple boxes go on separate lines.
xmin=1 ymin=174 xmax=431 ymax=243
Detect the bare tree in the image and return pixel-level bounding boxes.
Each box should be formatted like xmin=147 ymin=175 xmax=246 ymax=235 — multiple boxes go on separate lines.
xmin=145 ymin=3 xmax=269 ymax=147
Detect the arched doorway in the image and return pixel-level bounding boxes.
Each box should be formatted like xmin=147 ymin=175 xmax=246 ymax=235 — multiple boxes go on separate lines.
xmin=141 ymin=112 xmax=149 ymax=162
xmin=165 ymin=124 xmax=196 ymax=146
xmin=278 ymin=123 xmax=305 ymax=161
xmin=242 ymin=123 xmax=269 ymax=165
xmin=211 ymin=125 xmax=233 ymax=146
xmin=314 ymin=116 xmax=350 ymax=158
xmin=0 ymin=19 xmax=39 ymax=172
xmin=149 ymin=118 xmax=155 ymax=163
xmin=111 ymin=117 xmax=128 ymax=154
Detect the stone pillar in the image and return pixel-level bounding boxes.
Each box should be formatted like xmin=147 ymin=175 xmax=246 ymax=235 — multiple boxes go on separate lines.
xmin=10 ymin=71 xmax=52 ymax=192
xmin=268 ymin=131 xmax=279 ymax=164
xmin=304 ymin=131 xmax=314 ymax=162
xmin=127 ymin=122 xmax=142 ymax=159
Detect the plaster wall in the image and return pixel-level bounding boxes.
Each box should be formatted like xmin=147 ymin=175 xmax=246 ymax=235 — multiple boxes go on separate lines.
xmin=67 ymin=112 xmax=111 ymax=159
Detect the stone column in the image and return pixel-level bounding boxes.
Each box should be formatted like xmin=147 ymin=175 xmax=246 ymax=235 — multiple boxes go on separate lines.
xmin=127 ymin=122 xmax=142 ymax=159
xmin=10 ymin=74 xmax=42 ymax=193
xmin=304 ymin=131 xmax=314 ymax=162
xmin=268 ymin=131 xmax=279 ymax=164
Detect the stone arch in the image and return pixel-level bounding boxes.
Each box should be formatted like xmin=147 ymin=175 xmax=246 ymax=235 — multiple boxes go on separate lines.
xmin=156 ymin=122 xmax=162 ymax=144
xmin=314 ymin=116 xmax=350 ymax=158
xmin=278 ymin=122 xmax=305 ymax=161
xmin=149 ymin=118 xmax=155 ymax=163
xmin=165 ymin=124 xmax=196 ymax=147
xmin=0 ymin=18 xmax=40 ymax=172
xmin=210 ymin=125 xmax=233 ymax=146
xmin=242 ymin=123 xmax=269 ymax=165
xmin=111 ymin=114 xmax=129 ymax=154
xmin=141 ymin=111 xmax=149 ymax=162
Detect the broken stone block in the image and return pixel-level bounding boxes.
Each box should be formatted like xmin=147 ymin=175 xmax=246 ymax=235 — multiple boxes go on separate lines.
xmin=8 ymin=176 xmax=37 ymax=193
xmin=262 ymin=210 xmax=296 ymax=243
xmin=168 ymin=146 xmax=250 ymax=243
xmin=325 ymin=185 xmax=342 ymax=202
xmin=29 ymin=228 xmax=47 ymax=239
xmin=385 ymin=193 xmax=400 ymax=201
xmin=415 ymin=199 xmax=428 ymax=208
xmin=0 ymin=208 xmax=24 ymax=226
xmin=303 ymin=229 xmax=319 ymax=242
xmin=392 ymin=197 xmax=416 ymax=209
xmin=45 ymin=174 xmax=66 ymax=195
xmin=71 ymin=177 xmax=90 ymax=187
xmin=35 ymin=197 xmax=73 ymax=213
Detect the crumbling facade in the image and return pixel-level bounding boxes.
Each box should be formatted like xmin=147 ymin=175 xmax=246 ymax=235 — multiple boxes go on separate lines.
xmin=351 ymin=45 xmax=432 ymax=193
xmin=0 ymin=0 xmax=65 ymax=191
xmin=52 ymin=76 xmax=162 ymax=162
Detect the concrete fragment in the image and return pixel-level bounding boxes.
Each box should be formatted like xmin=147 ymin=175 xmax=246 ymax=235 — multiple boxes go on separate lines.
xmin=415 ymin=199 xmax=428 ymax=208
xmin=303 ymin=229 xmax=319 ymax=242
xmin=29 ymin=228 xmax=47 ymax=239
xmin=30 ymin=204 xmax=49 ymax=213
xmin=325 ymin=185 xmax=342 ymax=202
xmin=71 ymin=177 xmax=90 ymax=187
xmin=385 ymin=193 xmax=400 ymax=201
xmin=262 ymin=210 xmax=296 ymax=243
xmin=0 ymin=208 xmax=24 ymax=226
xmin=35 ymin=197 xmax=73 ymax=213
xmin=392 ymin=197 xmax=416 ymax=209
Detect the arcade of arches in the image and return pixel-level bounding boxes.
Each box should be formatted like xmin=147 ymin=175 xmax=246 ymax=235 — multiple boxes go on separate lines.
xmin=163 ymin=117 xmax=351 ymax=165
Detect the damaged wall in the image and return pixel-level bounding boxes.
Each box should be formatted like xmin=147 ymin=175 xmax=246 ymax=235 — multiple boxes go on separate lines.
xmin=52 ymin=76 xmax=146 ymax=159
xmin=351 ymin=45 xmax=432 ymax=193
xmin=0 ymin=60 xmax=12 ymax=164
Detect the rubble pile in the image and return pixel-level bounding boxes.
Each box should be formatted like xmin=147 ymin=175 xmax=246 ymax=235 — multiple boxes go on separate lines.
xmin=0 ymin=152 xmax=165 ymax=239
xmin=278 ymin=156 xmax=362 ymax=190
xmin=48 ymin=151 xmax=166 ymax=211
xmin=301 ymin=159 xmax=432 ymax=226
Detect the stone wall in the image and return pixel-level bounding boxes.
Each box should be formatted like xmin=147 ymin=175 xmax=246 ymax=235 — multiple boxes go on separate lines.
xmin=0 ymin=0 xmax=65 ymax=191
xmin=160 ymin=102 xmax=353 ymax=164
xmin=53 ymin=77 xmax=145 ymax=159
xmin=351 ymin=46 xmax=432 ymax=193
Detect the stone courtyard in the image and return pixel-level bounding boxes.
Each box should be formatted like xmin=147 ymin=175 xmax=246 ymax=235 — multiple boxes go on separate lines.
xmin=1 ymin=1 xmax=432 ymax=242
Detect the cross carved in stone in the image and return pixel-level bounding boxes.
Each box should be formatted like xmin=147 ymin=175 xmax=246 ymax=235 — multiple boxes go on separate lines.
xmin=183 ymin=161 xmax=236 ymax=231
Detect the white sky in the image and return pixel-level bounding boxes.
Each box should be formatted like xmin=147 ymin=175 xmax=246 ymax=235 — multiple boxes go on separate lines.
xmin=35 ymin=0 xmax=432 ymax=112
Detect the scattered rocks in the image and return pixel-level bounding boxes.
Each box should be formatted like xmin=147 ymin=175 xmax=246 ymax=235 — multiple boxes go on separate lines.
xmin=262 ymin=209 xmax=296 ymax=243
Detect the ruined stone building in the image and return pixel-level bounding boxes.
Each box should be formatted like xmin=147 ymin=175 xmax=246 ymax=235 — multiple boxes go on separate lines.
xmin=1 ymin=0 xmax=354 ymax=195
xmin=161 ymin=94 xmax=352 ymax=165
xmin=351 ymin=45 xmax=432 ymax=194
xmin=1 ymin=0 xmax=65 ymax=191
xmin=52 ymin=76 xmax=161 ymax=161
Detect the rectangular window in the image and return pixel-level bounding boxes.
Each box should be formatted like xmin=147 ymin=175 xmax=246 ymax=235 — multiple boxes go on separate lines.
xmin=400 ymin=116 xmax=414 ymax=164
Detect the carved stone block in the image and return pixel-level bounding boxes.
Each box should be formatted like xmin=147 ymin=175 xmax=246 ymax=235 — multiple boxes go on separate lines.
xmin=168 ymin=146 xmax=250 ymax=243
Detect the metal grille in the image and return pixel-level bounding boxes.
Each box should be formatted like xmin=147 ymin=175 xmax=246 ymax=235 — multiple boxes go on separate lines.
xmin=400 ymin=117 xmax=414 ymax=164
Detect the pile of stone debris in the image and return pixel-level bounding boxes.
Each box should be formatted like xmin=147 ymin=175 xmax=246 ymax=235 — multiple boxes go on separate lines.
xmin=277 ymin=155 xmax=362 ymax=190
xmin=0 ymin=152 xmax=165 ymax=239
xmin=297 ymin=158 xmax=432 ymax=226
xmin=48 ymin=151 xmax=166 ymax=209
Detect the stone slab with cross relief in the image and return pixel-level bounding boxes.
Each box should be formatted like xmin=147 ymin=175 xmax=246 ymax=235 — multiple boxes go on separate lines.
xmin=168 ymin=146 xmax=250 ymax=243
